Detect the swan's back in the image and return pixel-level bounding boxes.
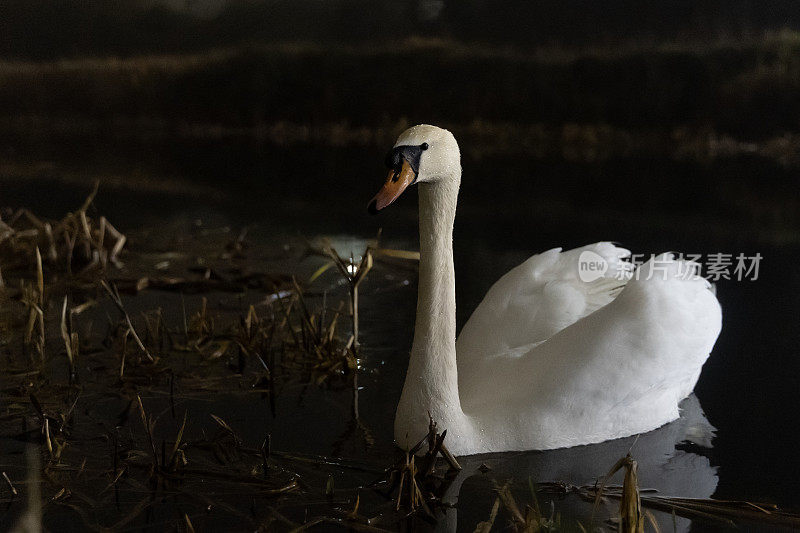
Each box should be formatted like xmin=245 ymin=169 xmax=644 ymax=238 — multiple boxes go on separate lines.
xmin=456 ymin=242 xmax=633 ymax=365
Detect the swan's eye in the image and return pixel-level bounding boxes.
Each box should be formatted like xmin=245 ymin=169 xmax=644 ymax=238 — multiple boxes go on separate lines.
xmin=384 ymin=144 xmax=426 ymax=182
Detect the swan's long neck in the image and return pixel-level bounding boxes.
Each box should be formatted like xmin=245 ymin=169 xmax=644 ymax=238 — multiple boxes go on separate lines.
xmin=396 ymin=176 xmax=464 ymax=440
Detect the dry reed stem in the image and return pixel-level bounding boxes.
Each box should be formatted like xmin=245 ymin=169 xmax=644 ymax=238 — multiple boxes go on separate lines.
xmin=102 ymin=280 xmax=155 ymax=362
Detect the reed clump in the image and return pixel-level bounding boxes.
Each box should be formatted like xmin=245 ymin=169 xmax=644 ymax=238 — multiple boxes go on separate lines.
xmin=0 ymin=182 xmax=125 ymax=282
xmin=476 ymin=480 xmax=563 ymax=533
xmin=529 ymin=451 xmax=800 ymax=531
xmin=377 ymin=418 xmax=461 ymax=522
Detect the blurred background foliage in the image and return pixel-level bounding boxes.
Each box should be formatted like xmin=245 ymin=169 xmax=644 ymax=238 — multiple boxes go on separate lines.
xmin=0 ymin=0 xmax=798 ymax=243
xmin=3 ymin=0 xmax=800 ymax=58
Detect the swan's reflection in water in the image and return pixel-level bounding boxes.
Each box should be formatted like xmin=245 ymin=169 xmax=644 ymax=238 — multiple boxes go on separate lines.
xmin=438 ymin=395 xmax=716 ymax=532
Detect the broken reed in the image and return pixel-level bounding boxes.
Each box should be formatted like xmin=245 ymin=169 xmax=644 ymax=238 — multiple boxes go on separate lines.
xmin=591 ymin=453 xmax=649 ymax=533
xmin=102 ymin=280 xmax=155 ymax=363
xmin=21 ymin=248 xmax=45 ymax=362
xmin=309 ymin=244 xmax=372 ymax=351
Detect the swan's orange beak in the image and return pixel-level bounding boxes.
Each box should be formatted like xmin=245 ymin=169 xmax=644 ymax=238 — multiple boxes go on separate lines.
xmin=368 ymin=158 xmax=416 ymax=214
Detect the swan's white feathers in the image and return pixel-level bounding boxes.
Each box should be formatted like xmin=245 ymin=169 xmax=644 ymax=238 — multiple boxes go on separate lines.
xmin=456 ymin=252 xmax=721 ymax=452
xmin=456 ymin=242 xmax=632 ymax=365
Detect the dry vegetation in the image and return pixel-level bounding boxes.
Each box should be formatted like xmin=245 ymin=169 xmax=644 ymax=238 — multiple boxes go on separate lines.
xmin=2 ymin=189 xmax=799 ymax=531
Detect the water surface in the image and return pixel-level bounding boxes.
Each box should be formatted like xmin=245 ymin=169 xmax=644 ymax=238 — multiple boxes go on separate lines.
xmin=2 ymin=164 xmax=798 ymax=531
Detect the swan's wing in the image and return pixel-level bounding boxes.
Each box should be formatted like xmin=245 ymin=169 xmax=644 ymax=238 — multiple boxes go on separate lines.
xmin=456 ymin=242 xmax=632 ymax=366
xmin=462 ymin=254 xmax=722 ymax=449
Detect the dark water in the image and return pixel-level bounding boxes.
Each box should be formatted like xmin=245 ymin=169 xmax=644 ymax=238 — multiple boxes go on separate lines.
xmin=2 ymin=146 xmax=799 ymax=530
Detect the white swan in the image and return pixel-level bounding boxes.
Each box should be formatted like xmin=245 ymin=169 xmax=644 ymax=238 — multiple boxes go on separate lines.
xmin=369 ymin=125 xmax=722 ymax=456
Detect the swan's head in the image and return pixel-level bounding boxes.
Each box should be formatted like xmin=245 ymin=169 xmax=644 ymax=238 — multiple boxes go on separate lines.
xmin=368 ymin=124 xmax=460 ymax=213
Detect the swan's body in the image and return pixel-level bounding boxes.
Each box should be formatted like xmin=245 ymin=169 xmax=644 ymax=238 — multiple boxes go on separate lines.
xmin=370 ymin=125 xmax=722 ymax=456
